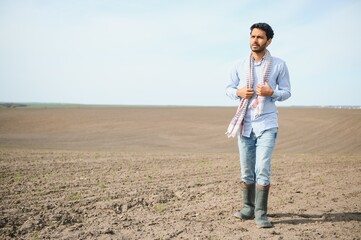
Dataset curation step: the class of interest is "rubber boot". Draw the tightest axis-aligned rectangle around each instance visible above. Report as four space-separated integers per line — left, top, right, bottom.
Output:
255 184 272 228
234 182 255 220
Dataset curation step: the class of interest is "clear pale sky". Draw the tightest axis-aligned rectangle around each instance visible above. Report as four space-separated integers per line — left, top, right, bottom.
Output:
1 0 360 106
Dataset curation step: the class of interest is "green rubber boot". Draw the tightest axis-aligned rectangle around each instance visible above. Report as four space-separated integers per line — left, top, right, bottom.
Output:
234 182 255 220
255 184 272 228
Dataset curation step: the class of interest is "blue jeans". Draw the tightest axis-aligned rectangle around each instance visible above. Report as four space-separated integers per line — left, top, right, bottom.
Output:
237 127 278 186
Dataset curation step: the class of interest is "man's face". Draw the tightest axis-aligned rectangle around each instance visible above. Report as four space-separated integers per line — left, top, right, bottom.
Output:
250 28 272 53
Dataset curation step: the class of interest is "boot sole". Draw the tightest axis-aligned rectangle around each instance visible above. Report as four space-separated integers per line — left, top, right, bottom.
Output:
233 212 254 220
255 221 273 228
256 224 273 228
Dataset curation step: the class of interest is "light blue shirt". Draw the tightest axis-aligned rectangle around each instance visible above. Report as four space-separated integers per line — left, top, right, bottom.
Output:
226 55 291 137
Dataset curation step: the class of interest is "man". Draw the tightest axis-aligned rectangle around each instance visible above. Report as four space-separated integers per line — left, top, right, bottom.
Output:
225 23 291 228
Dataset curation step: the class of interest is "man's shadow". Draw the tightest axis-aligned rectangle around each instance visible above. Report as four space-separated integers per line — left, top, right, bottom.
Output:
269 212 361 225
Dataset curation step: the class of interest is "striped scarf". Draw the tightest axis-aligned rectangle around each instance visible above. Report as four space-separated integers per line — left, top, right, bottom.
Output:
226 50 273 138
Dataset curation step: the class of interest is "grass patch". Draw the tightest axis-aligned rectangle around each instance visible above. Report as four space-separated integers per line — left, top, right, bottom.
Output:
147 175 153 183
154 203 167 213
14 173 21 182
32 230 40 240
99 180 107 189
70 193 82 201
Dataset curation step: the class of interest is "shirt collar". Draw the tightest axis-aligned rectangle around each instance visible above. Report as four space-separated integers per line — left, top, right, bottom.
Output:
252 57 264 66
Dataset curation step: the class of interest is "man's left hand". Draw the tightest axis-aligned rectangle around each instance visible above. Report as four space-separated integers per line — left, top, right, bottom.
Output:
256 82 274 96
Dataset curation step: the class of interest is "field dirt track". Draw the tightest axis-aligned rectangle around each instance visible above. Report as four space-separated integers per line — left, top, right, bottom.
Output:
0 107 360 239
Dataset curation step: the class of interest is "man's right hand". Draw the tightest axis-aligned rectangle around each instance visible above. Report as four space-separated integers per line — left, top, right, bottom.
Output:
237 87 254 99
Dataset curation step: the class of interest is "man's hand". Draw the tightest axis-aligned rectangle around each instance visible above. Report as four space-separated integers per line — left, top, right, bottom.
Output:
237 87 254 99
256 82 274 96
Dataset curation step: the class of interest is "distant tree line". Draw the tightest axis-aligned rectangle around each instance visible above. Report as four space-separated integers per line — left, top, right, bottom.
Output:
0 103 28 108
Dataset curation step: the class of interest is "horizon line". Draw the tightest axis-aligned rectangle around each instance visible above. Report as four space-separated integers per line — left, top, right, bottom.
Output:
0 102 360 109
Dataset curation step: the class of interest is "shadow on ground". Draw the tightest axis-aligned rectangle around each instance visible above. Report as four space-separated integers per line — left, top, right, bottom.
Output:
270 212 361 225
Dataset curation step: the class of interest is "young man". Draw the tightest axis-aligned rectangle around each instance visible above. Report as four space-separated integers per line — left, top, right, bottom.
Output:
225 23 291 228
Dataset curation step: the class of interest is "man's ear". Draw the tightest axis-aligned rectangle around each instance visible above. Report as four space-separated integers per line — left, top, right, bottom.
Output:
266 38 272 47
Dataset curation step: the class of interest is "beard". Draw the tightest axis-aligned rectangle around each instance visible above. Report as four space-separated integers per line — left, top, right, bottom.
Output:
250 43 267 53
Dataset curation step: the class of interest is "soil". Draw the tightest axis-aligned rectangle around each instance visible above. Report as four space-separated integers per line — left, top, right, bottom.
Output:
0 107 360 239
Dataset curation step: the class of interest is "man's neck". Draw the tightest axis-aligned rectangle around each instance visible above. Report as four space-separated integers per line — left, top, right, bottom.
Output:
252 51 266 63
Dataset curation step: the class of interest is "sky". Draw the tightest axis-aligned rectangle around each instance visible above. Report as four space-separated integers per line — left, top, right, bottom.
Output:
0 0 360 107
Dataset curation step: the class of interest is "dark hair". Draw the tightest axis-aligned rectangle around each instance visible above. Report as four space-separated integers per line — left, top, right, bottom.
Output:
250 23 274 39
